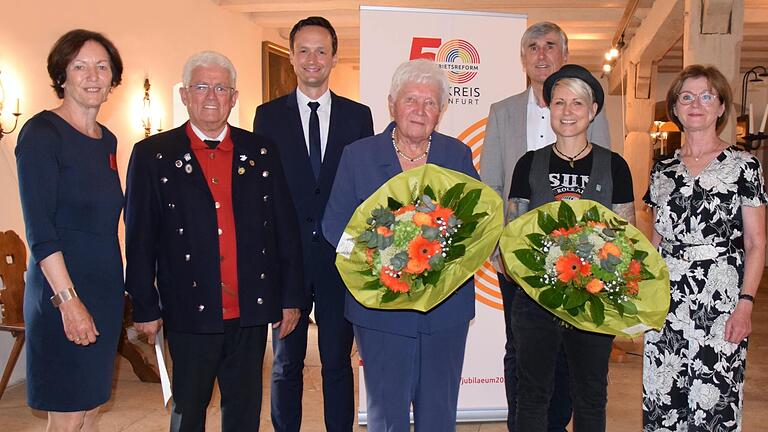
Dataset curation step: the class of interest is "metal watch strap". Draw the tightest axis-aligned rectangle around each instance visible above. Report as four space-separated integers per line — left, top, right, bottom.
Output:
50 287 78 308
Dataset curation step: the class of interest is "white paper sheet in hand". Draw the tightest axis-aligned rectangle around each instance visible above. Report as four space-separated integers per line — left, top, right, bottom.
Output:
154 331 173 406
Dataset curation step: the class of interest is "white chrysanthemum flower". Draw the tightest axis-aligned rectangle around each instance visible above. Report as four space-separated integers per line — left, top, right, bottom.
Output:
689 379 721 411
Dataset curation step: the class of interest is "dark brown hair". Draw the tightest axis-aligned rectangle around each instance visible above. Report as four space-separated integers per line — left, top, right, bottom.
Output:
289 16 338 56
666 64 732 132
47 29 123 99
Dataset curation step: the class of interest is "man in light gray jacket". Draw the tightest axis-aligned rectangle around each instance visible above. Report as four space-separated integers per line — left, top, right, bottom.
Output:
479 21 610 432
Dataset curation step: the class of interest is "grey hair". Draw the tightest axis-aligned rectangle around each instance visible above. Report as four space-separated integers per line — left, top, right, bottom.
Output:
520 21 569 57
182 51 237 88
388 59 450 111
550 78 596 117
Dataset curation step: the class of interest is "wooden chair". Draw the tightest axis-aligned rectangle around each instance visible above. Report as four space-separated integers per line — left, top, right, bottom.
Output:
0 230 26 399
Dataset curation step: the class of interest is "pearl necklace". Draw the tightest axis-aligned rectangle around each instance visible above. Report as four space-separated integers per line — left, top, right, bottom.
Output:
553 141 590 168
392 127 430 162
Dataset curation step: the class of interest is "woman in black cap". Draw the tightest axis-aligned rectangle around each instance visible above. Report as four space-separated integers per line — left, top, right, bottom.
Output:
505 64 635 431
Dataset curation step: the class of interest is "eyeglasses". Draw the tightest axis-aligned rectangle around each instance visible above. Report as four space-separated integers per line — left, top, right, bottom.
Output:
187 84 234 96
676 91 718 106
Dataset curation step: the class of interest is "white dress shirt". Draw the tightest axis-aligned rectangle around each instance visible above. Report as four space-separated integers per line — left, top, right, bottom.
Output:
190 123 228 142
526 87 556 151
296 88 332 161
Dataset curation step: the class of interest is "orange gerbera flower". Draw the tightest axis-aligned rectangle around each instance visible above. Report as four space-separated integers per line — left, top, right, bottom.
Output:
586 278 605 294
555 252 591 283
551 226 582 238
376 226 393 236
626 279 639 295
598 242 622 260
379 267 409 293
626 259 642 277
429 205 454 225
408 236 442 270
412 211 436 227
393 204 416 216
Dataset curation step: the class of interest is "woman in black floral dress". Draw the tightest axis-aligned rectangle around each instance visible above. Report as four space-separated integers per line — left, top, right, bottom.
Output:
643 65 767 431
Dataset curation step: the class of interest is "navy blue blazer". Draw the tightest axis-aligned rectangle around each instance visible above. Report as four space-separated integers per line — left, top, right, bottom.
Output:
322 122 478 337
253 91 373 299
124 123 305 334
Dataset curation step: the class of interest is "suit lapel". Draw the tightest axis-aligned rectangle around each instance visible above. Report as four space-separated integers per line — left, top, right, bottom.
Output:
320 92 343 184
378 123 403 179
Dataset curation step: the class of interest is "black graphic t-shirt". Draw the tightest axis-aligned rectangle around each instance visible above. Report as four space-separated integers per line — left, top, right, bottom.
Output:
508 148 634 203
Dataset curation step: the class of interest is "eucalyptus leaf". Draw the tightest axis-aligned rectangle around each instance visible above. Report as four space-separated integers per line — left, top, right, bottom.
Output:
421 225 439 240
389 252 408 270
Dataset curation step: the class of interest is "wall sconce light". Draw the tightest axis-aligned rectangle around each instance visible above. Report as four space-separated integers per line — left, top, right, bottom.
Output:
142 76 152 138
0 70 22 142
650 120 679 160
737 66 768 150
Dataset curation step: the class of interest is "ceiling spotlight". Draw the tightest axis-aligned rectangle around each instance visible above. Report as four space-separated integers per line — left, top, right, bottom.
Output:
609 48 619 58
605 52 612 61
603 64 612 73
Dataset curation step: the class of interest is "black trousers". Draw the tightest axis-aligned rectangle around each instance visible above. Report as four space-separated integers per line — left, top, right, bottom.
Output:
511 293 613 432
167 319 268 432
499 274 572 432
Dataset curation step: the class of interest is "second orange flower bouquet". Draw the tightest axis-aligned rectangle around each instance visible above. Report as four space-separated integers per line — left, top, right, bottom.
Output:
501 200 670 336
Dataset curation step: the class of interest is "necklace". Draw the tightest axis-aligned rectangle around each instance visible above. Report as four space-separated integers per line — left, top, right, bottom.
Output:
553 141 590 168
392 127 430 162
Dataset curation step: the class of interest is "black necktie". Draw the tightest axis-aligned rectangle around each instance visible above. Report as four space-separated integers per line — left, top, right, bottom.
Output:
308 101 321 179
204 139 220 149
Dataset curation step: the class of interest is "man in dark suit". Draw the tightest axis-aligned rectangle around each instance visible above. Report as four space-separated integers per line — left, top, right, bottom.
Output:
253 16 373 432
125 51 305 432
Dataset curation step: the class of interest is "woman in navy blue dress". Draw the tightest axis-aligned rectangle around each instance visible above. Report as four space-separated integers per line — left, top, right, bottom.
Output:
15 29 124 431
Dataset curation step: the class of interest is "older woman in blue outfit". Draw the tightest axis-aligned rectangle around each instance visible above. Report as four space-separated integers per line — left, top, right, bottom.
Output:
16 30 124 431
323 59 477 431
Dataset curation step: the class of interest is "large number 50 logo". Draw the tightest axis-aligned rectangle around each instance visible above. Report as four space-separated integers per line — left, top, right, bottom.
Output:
409 37 481 85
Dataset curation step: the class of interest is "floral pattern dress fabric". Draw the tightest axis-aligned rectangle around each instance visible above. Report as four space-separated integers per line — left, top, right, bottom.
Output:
642 147 768 432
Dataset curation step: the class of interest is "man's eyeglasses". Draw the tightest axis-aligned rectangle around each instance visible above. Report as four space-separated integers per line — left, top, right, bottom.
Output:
677 91 718 106
187 84 234 96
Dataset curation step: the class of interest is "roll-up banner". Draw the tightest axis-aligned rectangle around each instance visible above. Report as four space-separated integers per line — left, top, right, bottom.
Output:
358 5 527 423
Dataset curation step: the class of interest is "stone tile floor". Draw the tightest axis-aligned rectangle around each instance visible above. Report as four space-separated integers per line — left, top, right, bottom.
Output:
1 287 767 431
